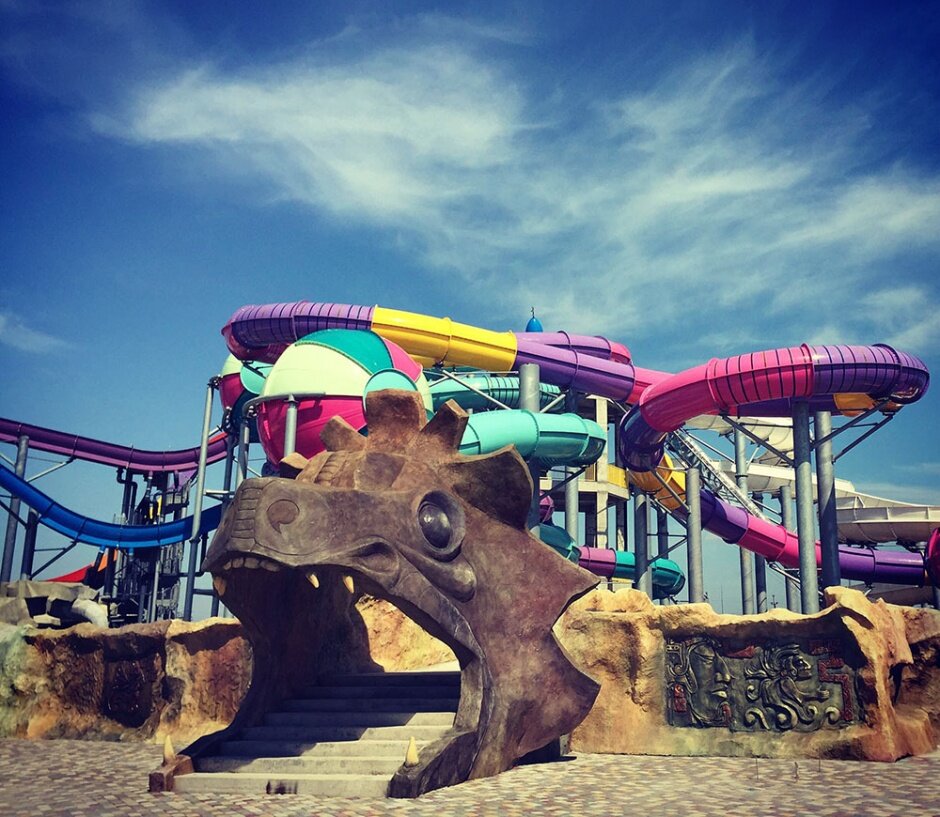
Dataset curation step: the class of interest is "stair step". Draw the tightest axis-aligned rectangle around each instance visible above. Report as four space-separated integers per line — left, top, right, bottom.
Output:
265 711 455 728
195 755 404 775
211 739 421 758
185 672 460 797
281 697 459 712
173 771 391 797
313 671 459 688
233 724 450 744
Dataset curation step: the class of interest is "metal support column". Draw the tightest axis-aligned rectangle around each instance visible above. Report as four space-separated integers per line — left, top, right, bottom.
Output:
593 397 609 549
814 410 841 592
686 467 704 603
656 507 670 604
564 391 580 542
779 484 799 612
18 510 38 580
793 400 820 614
657 508 670 559
148 553 160 623
752 492 768 613
236 418 251 488
734 429 756 614
519 364 542 533
1 435 29 583
184 381 216 620
634 491 651 595
222 437 235 498
283 397 299 458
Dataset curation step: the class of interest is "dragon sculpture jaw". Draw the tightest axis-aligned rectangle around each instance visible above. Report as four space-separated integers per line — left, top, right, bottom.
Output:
202 390 599 797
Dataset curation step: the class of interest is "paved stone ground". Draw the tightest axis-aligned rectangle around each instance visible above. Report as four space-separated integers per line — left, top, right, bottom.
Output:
1 739 938 817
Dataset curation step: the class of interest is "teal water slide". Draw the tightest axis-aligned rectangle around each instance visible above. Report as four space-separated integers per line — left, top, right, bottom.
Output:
435 373 685 597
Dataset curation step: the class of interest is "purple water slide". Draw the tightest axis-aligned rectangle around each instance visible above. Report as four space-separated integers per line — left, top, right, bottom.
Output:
621 344 932 586
223 302 375 362
0 418 230 473
513 331 631 363
223 301 641 401
513 337 636 401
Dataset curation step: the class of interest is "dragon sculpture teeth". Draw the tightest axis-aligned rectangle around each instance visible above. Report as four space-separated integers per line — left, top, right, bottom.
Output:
198 389 600 797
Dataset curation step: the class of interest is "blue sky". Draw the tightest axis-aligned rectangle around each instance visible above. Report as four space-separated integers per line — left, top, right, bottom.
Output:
1 1 939 613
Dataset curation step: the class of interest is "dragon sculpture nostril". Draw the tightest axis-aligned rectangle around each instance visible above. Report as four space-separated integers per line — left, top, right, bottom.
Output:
266 498 299 533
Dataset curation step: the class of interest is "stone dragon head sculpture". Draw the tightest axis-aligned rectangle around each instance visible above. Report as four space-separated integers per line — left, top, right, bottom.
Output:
202 390 599 796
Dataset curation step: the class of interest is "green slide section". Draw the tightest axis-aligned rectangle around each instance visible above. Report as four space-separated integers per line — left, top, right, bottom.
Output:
461 410 606 468
430 374 561 412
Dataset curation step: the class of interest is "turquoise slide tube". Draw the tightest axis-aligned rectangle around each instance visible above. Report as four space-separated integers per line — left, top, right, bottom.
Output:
460 410 606 467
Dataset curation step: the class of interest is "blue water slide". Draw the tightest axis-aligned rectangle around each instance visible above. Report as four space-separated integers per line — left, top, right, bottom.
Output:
0 462 222 550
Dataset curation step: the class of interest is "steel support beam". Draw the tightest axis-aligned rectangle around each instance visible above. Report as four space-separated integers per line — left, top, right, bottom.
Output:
519 364 542 533
18 510 38 580
656 507 670 604
734 429 756 614
236 419 251 488
184 381 216 620
686 467 704 603
634 491 651 595
283 397 299 457
793 401 820 614
779 483 800 613
814 410 841 591
752 492 768 613
1 435 29 583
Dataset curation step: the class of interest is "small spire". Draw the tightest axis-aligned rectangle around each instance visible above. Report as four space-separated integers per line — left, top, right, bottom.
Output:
525 307 544 333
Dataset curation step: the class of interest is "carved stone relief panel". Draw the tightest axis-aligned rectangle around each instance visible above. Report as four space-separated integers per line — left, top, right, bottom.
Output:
665 637 861 732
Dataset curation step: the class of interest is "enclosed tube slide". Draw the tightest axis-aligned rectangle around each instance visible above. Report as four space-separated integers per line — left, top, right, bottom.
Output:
539 523 684 598
619 345 932 586
0 418 230 473
0 462 222 549
462 411 606 468
428 374 561 412
222 302 641 401
223 302 934 587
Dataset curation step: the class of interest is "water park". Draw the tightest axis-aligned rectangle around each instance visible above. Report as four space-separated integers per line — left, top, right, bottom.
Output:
1 300 939 800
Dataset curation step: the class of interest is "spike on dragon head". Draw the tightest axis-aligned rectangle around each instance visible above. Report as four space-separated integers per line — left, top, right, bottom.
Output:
202 390 599 797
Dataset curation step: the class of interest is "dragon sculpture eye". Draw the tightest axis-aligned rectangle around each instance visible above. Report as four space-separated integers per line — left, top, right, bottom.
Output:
416 491 464 560
419 501 453 549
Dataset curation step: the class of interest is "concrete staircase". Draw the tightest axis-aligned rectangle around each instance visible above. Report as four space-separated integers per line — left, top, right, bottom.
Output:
174 670 459 797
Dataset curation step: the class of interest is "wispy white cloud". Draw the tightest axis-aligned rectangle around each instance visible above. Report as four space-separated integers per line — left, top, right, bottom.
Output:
14 13 940 361
0 310 69 353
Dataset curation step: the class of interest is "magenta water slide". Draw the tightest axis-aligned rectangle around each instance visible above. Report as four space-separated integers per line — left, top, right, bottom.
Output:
0 418 230 473
619 344 933 585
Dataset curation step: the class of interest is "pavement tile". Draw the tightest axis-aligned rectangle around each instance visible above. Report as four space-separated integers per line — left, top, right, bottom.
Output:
1 739 939 817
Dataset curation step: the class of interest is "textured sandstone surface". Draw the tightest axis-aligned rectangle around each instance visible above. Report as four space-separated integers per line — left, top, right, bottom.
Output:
1 585 937 764
0 618 250 745
356 595 456 670
555 586 940 760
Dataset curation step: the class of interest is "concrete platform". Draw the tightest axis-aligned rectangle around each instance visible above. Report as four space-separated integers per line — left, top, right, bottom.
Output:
2 737 939 817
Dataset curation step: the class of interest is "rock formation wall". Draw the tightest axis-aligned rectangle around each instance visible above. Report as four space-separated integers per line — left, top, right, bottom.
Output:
1 586 937 763
0 619 250 745
356 595 456 670
555 587 940 760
